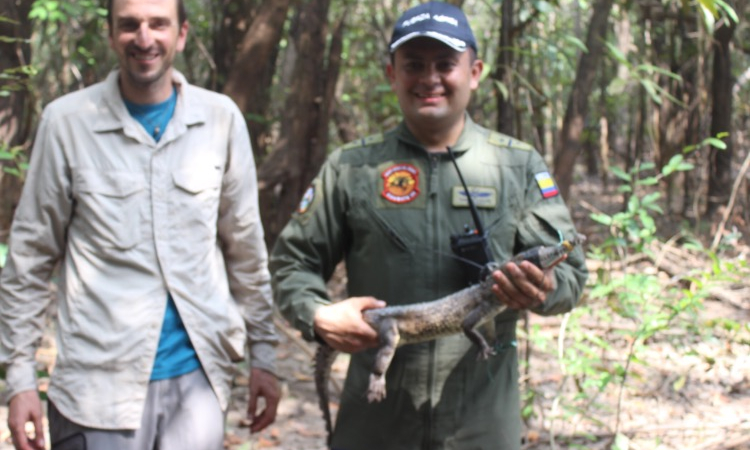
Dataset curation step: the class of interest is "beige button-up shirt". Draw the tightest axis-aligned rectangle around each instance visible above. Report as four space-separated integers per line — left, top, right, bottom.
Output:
0 70 278 429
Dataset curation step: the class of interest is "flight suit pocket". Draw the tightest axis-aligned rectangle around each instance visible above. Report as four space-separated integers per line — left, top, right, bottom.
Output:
75 170 146 250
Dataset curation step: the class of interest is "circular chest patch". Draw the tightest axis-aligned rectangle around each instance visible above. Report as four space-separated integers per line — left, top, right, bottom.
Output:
381 163 420 204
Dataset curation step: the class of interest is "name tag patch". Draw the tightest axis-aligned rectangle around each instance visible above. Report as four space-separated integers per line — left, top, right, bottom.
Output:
535 171 559 199
451 186 497 208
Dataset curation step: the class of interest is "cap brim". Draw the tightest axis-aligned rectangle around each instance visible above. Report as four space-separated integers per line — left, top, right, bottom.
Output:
389 31 468 53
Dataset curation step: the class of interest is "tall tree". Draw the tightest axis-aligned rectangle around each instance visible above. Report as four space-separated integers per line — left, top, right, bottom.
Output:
256 0 345 247
706 17 736 216
221 0 292 160
552 0 614 200
494 0 515 135
0 0 33 232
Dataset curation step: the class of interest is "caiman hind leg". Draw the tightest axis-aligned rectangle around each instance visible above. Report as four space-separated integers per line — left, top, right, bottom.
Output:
461 306 496 360
367 317 400 402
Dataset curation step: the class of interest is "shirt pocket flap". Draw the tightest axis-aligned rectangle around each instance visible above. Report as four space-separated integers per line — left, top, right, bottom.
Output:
76 170 145 197
172 169 223 194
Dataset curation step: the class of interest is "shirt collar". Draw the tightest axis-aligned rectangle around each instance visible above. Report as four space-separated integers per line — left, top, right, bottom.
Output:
93 69 206 136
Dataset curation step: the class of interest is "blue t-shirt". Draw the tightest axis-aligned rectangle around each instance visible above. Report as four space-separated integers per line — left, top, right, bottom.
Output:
151 294 201 380
124 89 201 380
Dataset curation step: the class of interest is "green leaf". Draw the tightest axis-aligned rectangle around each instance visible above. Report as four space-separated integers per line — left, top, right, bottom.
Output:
611 166 631 182
698 0 719 18
605 42 629 66
590 213 613 226
642 192 661 205
639 161 656 171
672 374 687 391
704 137 727 150
662 154 684 176
676 162 695 171
700 1 717 32
565 35 588 53
640 79 661 104
636 176 659 186
493 80 509 101
715 0 739 22
627 195 640 213
635 64 682 82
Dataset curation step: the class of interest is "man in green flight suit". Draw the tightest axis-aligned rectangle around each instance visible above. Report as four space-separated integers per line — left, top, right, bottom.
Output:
270 2 588 449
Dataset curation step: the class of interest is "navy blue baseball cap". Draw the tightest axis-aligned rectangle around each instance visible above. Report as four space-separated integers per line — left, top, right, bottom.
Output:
389 2 477 53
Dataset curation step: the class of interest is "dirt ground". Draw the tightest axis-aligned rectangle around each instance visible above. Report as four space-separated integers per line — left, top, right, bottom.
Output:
1 179 749 450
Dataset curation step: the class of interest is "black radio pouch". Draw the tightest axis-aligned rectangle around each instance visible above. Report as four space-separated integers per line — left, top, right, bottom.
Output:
451 229 494 284
447 146 495 285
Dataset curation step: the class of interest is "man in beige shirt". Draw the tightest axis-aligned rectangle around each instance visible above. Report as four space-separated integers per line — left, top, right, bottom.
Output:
0 0 279 449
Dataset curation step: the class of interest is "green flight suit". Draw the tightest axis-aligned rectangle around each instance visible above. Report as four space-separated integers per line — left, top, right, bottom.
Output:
270 116 588 450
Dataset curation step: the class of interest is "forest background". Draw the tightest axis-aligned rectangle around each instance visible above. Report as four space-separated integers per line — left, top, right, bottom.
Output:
0 0 748 449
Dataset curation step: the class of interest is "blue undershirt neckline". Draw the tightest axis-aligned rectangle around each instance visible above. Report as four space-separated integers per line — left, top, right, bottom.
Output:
123 87 177 142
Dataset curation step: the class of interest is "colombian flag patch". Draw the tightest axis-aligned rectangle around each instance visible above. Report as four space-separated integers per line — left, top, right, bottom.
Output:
535 171 559 199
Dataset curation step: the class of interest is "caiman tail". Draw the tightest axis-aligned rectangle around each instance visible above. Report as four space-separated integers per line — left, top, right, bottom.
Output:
314 344 338 447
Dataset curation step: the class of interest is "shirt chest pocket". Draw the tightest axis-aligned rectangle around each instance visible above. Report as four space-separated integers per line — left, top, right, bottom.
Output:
171 168 223 239
74 170 146 250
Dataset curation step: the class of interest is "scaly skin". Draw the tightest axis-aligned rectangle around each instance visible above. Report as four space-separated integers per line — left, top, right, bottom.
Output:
316 234 586 446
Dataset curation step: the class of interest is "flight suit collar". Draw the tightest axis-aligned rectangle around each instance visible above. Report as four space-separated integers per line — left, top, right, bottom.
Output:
396 112 480 158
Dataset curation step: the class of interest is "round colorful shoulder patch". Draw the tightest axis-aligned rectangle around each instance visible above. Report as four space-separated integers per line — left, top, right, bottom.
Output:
381 163 420 204
297 184 316 214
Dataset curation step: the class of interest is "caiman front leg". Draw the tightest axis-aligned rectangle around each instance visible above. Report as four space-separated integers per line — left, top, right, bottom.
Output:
367 318 400 403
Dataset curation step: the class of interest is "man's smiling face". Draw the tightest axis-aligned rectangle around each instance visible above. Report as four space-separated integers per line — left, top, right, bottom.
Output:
387 37 482 136
108 0 188 102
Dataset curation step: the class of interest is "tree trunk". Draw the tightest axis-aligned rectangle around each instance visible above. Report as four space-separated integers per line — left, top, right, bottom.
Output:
552 0 614 200
221 0 292 160
257 0 342 249
0 0 33 233
213 0 259 91
706 19 736 216
494 0 514 135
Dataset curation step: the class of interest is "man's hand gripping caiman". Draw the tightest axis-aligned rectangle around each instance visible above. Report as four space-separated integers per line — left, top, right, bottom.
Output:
314 234 586 445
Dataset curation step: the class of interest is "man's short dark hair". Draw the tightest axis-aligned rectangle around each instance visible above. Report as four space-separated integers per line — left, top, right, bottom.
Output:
107 0 187 32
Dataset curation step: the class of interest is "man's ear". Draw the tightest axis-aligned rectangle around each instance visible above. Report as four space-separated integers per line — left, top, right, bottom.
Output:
176 20 190 52
385 62 396 85
470 58 484 90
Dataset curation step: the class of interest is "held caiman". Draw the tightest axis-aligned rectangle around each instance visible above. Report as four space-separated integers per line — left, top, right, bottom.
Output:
314 234 586 446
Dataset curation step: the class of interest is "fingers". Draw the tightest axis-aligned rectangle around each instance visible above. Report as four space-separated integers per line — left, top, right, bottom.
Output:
247 368 281 434
354 296 387 311
8 391 45 450
313 297 385 353
491 261 554 310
